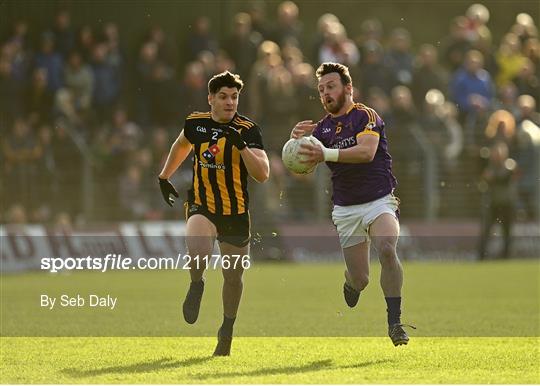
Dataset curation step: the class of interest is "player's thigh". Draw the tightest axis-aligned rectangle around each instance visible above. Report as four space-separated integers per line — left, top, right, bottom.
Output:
342 241 370 278
369 213 399 257
219 241 248 282
186 214 217 256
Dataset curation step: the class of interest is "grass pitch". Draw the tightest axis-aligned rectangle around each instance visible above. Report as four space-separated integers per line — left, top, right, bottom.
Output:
1 260 539 383
2 337 538 383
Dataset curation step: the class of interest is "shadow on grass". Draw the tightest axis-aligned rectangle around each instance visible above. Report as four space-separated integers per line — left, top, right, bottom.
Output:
192 358 393 380
61 356 212 377
337 359 393 369
192 359 334 380
62 355 393 380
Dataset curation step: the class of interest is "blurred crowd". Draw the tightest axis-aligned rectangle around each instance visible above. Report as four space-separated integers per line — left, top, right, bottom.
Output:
1 2 539 227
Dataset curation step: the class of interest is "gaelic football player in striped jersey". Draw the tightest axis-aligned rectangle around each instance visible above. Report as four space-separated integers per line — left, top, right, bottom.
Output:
159 71 269 355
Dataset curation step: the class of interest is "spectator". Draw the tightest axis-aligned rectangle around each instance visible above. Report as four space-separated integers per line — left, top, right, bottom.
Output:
522 37 539 71
146 24 177 68
511 13 537 45
91 42 121 123
76 25 95 62
318 22 360 68
495 33 526 87
52 8 75 58
214 50 235 74
449 49 494 124
310 13 340 64
478 141 517 260
5 204 28 225
464 3 490 43
7 20 31 52
366 87 393 125
471 25 499 77
223 12 262 80
102 22 125 71
421 89 463 168
147 62 180 126
442 16 472 71
249 41 296 150
514 95 540 219
134 40 159 125
2 119 42 213
359 40 395 97
391 85 418 127
494 82 519 116
270 1 303 48
25 68 54 126
118 164 149 220
247 0 271 40
197 50 217 79
5 25 33 101
0 52 22 127
356 18 384 54
512 58 539 104
34 33 64 93
177 61 208 119
517 94 540 126
483 109 516 151
411 44 448 109
56 50 94 127
384 28 414 86
291 62 322 120
185 16 218 60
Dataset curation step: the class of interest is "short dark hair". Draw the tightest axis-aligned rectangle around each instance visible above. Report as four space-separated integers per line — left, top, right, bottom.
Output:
315 62 352 85
208 71 244 94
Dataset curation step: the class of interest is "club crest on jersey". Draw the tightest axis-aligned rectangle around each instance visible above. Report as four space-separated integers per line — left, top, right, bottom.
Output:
336 122 343 134
202 144 220 162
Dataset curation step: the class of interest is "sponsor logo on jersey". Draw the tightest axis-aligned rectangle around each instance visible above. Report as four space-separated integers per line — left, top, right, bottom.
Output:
198 161 226 170
330 136 357 149
202 144 220 162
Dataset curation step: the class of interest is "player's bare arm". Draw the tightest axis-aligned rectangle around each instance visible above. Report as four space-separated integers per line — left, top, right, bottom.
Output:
158 130 192 179
239 147 269 183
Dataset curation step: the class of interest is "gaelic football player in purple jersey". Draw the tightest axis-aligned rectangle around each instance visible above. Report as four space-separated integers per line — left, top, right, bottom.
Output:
290 62 414 346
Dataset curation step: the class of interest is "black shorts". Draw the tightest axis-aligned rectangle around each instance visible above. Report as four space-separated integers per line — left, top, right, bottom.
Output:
184 202 251 248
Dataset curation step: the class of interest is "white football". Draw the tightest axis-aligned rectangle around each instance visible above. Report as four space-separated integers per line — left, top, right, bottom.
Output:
281 136 320 174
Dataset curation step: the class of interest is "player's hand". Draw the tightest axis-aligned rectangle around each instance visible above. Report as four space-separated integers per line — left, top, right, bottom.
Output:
298 143 324 163
158 177 179 207
291 120 317 139
221 125 247 150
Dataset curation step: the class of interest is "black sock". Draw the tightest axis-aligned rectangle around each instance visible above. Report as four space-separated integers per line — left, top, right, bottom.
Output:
220 315 236 337
385 297 401 325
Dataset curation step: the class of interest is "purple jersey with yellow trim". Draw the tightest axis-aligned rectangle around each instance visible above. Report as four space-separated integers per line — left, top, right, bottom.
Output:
312 103 397 206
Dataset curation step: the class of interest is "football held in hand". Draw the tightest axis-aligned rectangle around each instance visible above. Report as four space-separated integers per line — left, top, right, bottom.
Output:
281 136 320 174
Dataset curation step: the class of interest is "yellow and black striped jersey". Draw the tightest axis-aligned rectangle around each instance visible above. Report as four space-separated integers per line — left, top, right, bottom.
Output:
183 112 264 215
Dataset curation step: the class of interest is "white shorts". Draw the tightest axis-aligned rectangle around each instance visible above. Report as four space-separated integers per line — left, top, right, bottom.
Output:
332 194 400 249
